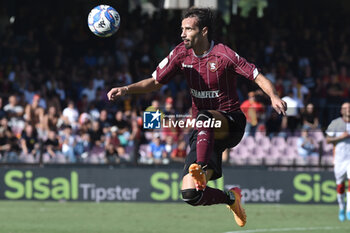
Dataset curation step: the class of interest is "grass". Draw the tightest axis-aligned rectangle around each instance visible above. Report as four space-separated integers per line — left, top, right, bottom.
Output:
0 201 349 233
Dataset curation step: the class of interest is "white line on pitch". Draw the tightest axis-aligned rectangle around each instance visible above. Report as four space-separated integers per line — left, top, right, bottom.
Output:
224 226 348 233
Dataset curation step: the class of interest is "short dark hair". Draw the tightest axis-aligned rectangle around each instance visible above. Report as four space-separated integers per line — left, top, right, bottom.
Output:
183 7 214 41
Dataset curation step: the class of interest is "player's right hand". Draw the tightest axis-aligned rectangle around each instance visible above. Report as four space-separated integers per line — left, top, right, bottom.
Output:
107 87 128 101
271 96 287 115
341 131 350 139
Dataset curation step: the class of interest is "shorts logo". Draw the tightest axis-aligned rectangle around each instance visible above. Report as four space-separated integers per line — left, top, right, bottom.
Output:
207 61 218 72
143 110 161 129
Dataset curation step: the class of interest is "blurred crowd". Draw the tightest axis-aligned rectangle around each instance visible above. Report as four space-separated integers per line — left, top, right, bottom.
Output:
0 0 349 165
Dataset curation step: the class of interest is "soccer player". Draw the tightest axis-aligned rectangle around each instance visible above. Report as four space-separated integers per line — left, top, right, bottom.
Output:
107 8 287 227
326 102 350 221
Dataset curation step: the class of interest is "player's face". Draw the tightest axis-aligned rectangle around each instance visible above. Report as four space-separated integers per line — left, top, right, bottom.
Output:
181 17 202 49
341 103 350 118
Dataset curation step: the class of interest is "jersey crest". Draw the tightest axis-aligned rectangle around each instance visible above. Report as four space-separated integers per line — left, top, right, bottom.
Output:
207 61 219 72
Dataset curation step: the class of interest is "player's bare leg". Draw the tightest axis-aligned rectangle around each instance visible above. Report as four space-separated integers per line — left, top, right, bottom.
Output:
182 168 213 190
190 110 229 190
189 163 207 190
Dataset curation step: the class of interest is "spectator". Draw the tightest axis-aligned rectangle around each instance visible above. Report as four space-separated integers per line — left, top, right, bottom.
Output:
338 66 350 100
43 129 63 163
297 128 319 159
302 66 316 93
19 124 39 163
171 139 187 163
290 77 310 105
43 106 61 132
0 97 6 120
282 90 304 135
301 103 319 130
164 136 175 158
4 95 24 120
0 127 14 162
80 80 96 103
60 125 76 163
163 97 176 115
240 91 264 136
128 113 143 163
88 121 105 163
265 111 283 138
62 100 79 128
327 73 344 121
24 94 44 127
0 117 20 162
76 94 89 113
98 109 111 130
74 132 91 162
113 110 129 132
93 70 105 90
89 120 103 147
105 126 124 161
148 133 167 164
115 65 133 86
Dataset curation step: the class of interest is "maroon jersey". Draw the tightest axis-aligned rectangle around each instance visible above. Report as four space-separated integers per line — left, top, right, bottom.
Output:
152 41 258 117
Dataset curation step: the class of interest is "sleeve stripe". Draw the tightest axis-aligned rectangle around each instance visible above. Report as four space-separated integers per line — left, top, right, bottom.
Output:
152 70 157 80
156 51 184 80
217 52 250 77
253 68 259 79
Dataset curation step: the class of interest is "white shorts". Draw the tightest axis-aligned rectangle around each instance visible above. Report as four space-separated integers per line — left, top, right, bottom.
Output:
334 160 350 185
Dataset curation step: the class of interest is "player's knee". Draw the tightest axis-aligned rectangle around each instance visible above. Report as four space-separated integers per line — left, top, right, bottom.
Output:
337 183 345 194
181 189 203 206
196 110 213 122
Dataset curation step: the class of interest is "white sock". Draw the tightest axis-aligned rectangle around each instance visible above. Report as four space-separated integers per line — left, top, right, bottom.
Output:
337 193 345 210
347 192 350 212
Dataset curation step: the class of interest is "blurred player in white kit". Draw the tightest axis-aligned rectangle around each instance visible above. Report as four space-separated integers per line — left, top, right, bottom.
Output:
326 102 350 221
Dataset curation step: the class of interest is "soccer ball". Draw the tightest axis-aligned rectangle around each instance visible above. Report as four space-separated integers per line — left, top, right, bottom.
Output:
88 5 120 37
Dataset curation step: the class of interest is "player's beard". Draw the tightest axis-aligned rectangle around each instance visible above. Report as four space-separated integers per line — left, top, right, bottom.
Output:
184 41 192 49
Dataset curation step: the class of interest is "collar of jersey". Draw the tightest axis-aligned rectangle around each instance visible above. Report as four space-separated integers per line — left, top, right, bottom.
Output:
192 40 214 58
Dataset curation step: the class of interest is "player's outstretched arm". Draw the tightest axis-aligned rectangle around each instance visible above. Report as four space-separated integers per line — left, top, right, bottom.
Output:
326 133 350 144
107 77 163 101
254 73 287 115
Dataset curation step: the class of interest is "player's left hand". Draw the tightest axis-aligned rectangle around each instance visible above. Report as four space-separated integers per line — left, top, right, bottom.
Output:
271 96 287 115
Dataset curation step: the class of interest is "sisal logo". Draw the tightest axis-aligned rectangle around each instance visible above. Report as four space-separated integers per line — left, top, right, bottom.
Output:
3 170 78 200
293 173 337 203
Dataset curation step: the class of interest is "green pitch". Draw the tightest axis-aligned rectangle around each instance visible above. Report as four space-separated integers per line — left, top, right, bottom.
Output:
0 201 349 233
